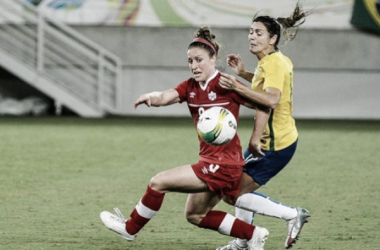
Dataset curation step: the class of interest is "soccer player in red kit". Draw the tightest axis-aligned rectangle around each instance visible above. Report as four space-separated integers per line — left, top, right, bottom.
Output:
100 27 269 250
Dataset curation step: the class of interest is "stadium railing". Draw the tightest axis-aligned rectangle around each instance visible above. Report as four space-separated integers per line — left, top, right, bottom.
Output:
0 0 123 117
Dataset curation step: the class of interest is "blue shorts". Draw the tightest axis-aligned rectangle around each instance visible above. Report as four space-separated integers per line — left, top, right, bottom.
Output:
243 139 298 186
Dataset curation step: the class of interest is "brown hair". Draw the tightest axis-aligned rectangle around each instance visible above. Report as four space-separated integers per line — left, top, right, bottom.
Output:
188 26 220 57
253 2 312 48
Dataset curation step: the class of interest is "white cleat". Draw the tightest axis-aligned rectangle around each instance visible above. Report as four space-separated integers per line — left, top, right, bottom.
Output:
247 226 269 250
100 207 136 241
285 207 310 249
216 239 248 250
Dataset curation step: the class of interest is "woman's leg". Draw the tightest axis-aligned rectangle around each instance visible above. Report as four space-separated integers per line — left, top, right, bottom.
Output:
101 164 269 249
126 164 208 235
185 192 265 242
101 164 211 238
231 172 297 220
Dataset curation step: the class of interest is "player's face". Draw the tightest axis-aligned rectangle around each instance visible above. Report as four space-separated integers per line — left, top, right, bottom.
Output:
187 47 216 84
248 22 277 59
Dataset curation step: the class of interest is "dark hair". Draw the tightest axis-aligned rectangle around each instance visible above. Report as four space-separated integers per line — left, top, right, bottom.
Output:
188 26 220 57
253 2 312 48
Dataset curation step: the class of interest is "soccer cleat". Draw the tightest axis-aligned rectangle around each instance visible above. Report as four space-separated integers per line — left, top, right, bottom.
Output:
247 226 269 250
100 207 136 241
216 239 248 250
285 207 310 249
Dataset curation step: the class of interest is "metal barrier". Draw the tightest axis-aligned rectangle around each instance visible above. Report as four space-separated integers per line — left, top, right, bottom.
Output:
0 0 122 116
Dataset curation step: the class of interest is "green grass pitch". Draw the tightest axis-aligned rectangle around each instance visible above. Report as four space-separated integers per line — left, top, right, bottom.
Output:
0 117 379 250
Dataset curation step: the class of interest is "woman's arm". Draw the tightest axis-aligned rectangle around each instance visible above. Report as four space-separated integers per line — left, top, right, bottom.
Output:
248 106 271 157
133 89 180 109
219 72 280 109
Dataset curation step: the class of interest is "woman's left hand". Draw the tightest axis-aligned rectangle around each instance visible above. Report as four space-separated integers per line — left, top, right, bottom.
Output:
219 72 238 90
248 141 265 158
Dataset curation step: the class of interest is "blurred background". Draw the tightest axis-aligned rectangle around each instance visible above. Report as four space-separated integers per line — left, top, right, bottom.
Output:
0 0 379 119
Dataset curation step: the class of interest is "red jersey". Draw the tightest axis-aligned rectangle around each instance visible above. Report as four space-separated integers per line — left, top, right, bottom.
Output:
175 71 247 166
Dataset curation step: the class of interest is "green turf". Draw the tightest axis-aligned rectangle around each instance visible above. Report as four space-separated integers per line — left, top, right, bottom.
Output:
0 117 379 250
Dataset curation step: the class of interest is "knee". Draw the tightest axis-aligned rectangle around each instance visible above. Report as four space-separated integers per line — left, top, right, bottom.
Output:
185 211 204 226
148 173 164 191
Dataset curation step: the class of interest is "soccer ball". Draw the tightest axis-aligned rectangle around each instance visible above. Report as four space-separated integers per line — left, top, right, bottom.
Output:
197 107 237 146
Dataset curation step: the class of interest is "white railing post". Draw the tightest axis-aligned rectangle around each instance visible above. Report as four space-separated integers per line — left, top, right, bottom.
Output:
37 12 45 73
116 59 123 113
98 50 105 109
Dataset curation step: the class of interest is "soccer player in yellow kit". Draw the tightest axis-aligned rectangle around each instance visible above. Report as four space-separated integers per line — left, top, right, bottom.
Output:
218 3 312 250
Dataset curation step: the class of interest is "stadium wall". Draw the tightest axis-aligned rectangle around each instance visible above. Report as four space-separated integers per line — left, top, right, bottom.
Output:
1 26 379 119
73 26 380 120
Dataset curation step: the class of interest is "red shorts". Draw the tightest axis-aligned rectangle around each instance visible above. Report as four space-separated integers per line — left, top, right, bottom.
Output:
191 161 243 199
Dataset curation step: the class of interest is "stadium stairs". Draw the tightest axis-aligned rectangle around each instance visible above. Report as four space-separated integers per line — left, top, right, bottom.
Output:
0 0 123 117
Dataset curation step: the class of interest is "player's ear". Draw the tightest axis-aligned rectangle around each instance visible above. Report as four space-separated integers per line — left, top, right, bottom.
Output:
210 54 217 65
269 34 278 46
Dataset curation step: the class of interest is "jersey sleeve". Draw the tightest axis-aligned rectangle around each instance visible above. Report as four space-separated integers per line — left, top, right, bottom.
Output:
174 80 188 103
262 60 286 92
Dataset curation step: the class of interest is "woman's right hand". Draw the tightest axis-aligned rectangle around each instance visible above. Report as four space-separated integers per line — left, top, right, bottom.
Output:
227 54 245 76
133 94 151 109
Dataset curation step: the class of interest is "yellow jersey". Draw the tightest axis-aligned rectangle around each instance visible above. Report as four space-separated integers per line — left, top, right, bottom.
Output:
251 51 298 151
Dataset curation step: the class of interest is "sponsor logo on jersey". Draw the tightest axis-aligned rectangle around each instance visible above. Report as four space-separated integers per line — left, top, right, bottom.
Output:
190 92 196 98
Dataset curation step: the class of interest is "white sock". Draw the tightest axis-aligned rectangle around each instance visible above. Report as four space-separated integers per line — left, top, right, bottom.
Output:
234 207 253 247
235 192 297 220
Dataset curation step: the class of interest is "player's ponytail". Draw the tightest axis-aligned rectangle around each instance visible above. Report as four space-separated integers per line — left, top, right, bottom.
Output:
276 2 312 46
253 2 312 49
